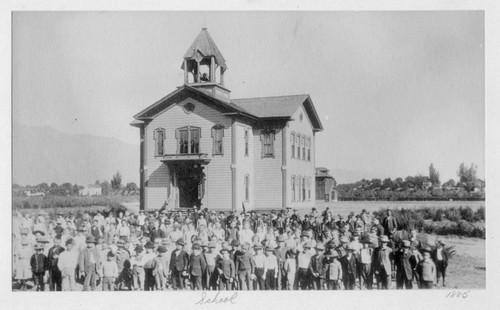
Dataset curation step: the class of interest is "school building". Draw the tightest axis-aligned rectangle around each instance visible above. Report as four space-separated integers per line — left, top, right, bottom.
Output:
131 28 323 211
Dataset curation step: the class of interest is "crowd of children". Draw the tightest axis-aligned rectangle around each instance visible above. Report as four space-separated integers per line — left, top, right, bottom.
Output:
12 206 449 291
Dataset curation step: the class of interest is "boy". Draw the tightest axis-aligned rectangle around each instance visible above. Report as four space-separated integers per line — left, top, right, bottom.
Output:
234 243 255 290
31 243 48 291
264 246 278 290
326 250 342 290
253 244 266 290
47 237 65 291
309 242 326 290
395 240 413 289
78 236 102 291
217 248 235 290
432 240 448 287
372 235 393 290
152 245 168 290
189 243 207 290
101 251 118 291
143 241 157 291
131 245 145 290
358 237 373 290
417 247 436 289
296 241 313 290
341 244 358 290
169 238 189 290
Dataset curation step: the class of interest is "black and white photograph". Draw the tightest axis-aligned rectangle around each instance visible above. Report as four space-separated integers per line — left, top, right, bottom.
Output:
2 1 500 310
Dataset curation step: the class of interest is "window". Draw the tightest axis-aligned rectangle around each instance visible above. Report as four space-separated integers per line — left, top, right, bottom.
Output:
176 126 201 154
244 174 250 201
307 177 312 200
296 134 301 160
291 177 296 202
302 136 306 161
261 130 275 157
298 176 302 202
291 132 295 158
154 128 165 156
302 177 306 202
307 137 311 162
212 125 224 155
244 129 249 157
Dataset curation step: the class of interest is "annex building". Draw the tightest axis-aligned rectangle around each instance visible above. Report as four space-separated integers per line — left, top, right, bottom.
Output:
131 28 323 211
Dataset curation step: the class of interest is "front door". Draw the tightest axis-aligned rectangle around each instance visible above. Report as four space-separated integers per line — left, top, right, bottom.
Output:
176 162 205 208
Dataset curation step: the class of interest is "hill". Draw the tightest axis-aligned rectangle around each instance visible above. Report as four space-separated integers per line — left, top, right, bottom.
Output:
13 123 139 186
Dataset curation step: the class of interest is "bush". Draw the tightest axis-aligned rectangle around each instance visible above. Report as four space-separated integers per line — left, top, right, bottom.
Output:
459 206 474 222
474 206 485 221
444 207 462 222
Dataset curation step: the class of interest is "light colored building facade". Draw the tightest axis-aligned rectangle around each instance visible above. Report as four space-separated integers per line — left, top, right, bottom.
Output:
131 28 323 211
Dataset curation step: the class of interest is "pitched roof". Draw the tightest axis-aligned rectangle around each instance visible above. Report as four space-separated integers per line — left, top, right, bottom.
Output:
232 95 323 131
183 28 227 69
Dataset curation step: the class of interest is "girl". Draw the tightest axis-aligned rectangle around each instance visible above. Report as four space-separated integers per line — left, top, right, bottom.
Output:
283 248 297 290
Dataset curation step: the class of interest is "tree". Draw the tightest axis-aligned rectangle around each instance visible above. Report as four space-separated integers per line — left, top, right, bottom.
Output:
50 182 58 188
111 171 122 190
101 180 111 195
442 179 456 188
125 182 139 192
457 163 478 192
429 163 440 186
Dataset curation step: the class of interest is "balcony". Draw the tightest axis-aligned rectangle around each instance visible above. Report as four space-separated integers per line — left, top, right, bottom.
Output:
160 153 211 165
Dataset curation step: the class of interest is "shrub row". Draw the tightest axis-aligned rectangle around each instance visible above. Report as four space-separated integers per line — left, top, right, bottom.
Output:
373 206 485 238
12 195 137 210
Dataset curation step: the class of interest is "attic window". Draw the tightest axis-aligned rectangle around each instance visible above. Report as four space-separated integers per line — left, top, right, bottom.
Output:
183 102 195 113
299 113 304 122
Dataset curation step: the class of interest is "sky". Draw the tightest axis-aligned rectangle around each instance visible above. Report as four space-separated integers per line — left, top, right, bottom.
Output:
12 11 485 183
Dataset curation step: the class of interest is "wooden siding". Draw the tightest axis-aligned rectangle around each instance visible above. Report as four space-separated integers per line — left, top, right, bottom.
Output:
144 96 233 210
287 105 316 209
253 127 283 209
235 122 254 211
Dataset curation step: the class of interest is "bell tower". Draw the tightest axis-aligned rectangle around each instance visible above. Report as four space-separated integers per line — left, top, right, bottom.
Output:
181 28 230 102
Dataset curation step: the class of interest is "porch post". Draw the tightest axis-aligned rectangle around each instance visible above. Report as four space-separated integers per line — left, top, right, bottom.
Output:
282 124 288 209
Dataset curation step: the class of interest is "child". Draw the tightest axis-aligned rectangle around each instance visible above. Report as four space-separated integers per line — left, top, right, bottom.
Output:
283 248 297 290
326 251 342 290
189 244 207 290
143 241 157 291
101 252 119 291
417 248 436 289
253 244 266 290
264 246 278 290
152 245 168 290
341 244 358 290
131 245 145 290
217 248 235 290
433 240 448 287
204 241 218 290
30 243 48 291
169 238 189 290
358 238 373 290
309 242 326 290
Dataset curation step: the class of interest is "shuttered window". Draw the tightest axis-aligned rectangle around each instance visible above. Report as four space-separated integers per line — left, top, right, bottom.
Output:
245 174 250 201
307 137 311 162
291 132 295 159
302 177 306 202
212 125 224 155
302 136 306 161
154 128 165 156
244 129 249 157
291 176 296 202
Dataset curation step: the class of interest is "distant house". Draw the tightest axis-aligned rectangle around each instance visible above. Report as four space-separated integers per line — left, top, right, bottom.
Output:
24 190 45 197
79 185 102 196
315 167 337 202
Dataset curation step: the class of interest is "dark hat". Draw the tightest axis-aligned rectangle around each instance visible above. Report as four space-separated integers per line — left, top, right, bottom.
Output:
135 245 144 253
176 238 186 246
353 232 360 237
327 250 339 258
301 232 310 238
360 237 372 244
65 238 75 246
192 244 201 250
85 236 96 244
421 246 432 253
231 239 240 247
303 242 312 249
157 245 167 253
107 251 115 257
34 243 45 250
220 248 229 254
437 240 445 246
253 244 263 250
402 240 411 248
77 226 87 232
144 241 155 249
265 246 274 252
33 230 45 236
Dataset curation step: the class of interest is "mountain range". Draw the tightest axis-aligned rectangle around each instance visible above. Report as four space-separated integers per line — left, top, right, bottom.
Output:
13 123 139 186
12 123 388 187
